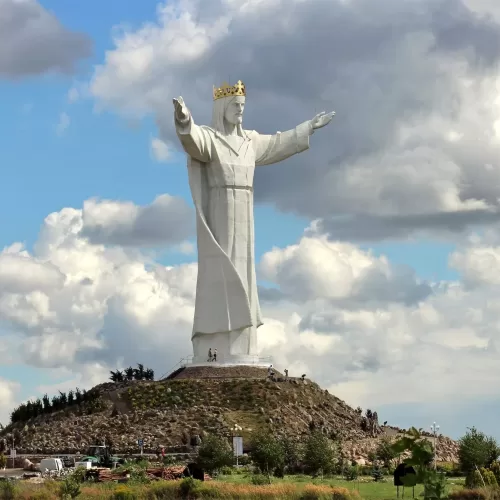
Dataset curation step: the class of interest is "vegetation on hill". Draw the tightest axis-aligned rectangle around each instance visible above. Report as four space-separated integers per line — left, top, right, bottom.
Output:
9 387 103 424
8 363 154 426
109 363 155 382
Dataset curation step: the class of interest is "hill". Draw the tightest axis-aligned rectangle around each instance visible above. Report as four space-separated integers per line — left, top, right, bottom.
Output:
0 366 459 463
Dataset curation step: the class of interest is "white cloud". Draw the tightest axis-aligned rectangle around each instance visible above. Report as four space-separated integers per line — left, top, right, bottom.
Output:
150 137 172 162
2 196 500 433
56 112 70 135
0 379 20 427
67 87 79 103
88 0 500 240
0 0 91 79
80 195 193 246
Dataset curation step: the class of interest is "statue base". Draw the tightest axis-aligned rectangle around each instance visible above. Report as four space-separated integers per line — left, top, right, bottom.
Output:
189 354 271 367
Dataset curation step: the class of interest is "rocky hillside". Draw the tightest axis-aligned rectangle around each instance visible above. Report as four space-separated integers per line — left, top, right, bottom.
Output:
0 367 459 463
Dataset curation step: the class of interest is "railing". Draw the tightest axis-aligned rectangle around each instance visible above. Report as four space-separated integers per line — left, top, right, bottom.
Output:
160 354 273 380
159 355 193 380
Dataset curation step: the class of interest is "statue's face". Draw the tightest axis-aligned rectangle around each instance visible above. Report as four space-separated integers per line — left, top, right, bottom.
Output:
224 96 245 125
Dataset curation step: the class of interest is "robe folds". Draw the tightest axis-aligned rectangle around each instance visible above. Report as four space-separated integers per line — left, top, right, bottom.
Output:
176 116 312 361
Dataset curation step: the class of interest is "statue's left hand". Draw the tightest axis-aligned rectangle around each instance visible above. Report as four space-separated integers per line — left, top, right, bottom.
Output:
310 111 335 130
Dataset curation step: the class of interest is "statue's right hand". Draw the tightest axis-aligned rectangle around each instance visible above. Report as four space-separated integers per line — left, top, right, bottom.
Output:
173 96 189 122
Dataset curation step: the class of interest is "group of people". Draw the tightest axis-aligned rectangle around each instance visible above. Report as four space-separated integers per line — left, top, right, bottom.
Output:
207 348 218 362
267 365 306 382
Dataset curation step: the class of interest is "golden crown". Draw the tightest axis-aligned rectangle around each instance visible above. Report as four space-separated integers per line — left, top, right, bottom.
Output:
213 80 246 101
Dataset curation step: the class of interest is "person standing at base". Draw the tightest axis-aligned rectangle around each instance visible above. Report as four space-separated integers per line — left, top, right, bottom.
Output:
207 348 212 362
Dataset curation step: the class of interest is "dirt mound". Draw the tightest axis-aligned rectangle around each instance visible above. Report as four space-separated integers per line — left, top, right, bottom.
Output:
0 370 459 463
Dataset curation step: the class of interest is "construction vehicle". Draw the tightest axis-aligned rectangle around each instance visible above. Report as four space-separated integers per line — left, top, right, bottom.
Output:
80 445 125 468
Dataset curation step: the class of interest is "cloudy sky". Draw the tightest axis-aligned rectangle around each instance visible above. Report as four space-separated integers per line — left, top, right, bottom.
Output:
2 0 500 441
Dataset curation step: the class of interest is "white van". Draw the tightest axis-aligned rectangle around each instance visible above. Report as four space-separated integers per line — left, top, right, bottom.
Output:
39 458 63 473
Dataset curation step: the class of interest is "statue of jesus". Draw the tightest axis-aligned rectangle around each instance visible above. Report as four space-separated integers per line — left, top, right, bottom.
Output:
173 81 334 364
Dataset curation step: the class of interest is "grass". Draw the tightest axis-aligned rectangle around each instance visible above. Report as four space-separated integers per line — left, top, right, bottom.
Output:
216 474 467 499
6 474 467 500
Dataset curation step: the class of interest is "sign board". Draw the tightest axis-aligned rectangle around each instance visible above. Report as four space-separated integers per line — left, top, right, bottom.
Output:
232 436 243 457
10 449 16 458
138 439 143 447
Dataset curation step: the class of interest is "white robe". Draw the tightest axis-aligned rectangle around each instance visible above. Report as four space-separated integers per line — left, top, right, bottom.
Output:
176 116 312 363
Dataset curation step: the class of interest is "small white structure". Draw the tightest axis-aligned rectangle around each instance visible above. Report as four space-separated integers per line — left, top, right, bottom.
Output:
39 458 63 473
74 461 92 470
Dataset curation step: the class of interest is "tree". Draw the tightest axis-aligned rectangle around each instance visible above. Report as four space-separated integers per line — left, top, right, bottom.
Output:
250 431 285 480
124 367 135 381
278 435 302 474
458 427 499 474
303 431 336 477
196 434 233 475
134 363 145 380
375 436 398 467
391 427 446 500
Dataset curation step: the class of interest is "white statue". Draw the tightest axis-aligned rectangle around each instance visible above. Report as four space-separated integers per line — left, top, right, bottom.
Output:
173 81 334 364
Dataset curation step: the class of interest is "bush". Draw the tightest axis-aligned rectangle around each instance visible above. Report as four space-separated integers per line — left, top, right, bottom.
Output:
196 434 233 475
220 465 234 475
344 465 359 481
250 432 284 477
251 474 270 485
375 436 398 467
112 485 137 500
178 477 202 498
303 431 336 476
372 464 384 482
279 435 303 474
466 470 485 489
481 468 498 486
448 488 500 500
59 476 81 498
459 428 500 474
490 462 500 484
437 462 461 477
0 481 16 500
0 455 6 469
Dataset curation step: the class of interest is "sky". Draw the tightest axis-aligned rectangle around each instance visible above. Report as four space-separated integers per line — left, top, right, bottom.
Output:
2 0 500 442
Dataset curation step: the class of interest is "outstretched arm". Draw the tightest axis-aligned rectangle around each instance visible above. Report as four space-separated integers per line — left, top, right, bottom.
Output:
253 111 335 167
253 121 312 167
173 97 212 163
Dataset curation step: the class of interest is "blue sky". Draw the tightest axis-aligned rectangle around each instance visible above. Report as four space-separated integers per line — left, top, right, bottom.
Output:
3 0 500 442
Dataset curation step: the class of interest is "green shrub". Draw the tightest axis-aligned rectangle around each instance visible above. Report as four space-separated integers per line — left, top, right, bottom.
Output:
344 465 359 481
220 465 234 475
490 462 500 484
250 432 285 477
372 464 384 482
178 477 202 498
459 427 499 474
466 470 485 489
448 489 490 500
0 481 16 500
251 473 270 485
0 455 6 469
59 476 81 498
375 436 398 467
196 434 233 475
303 431 336 476
480 468 498 486
112 485 137 500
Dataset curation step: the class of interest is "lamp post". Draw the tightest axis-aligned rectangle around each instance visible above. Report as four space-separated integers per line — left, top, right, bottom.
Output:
430 422 440 470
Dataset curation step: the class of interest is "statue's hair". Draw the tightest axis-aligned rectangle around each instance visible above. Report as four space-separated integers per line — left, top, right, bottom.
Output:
211 95 245 136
